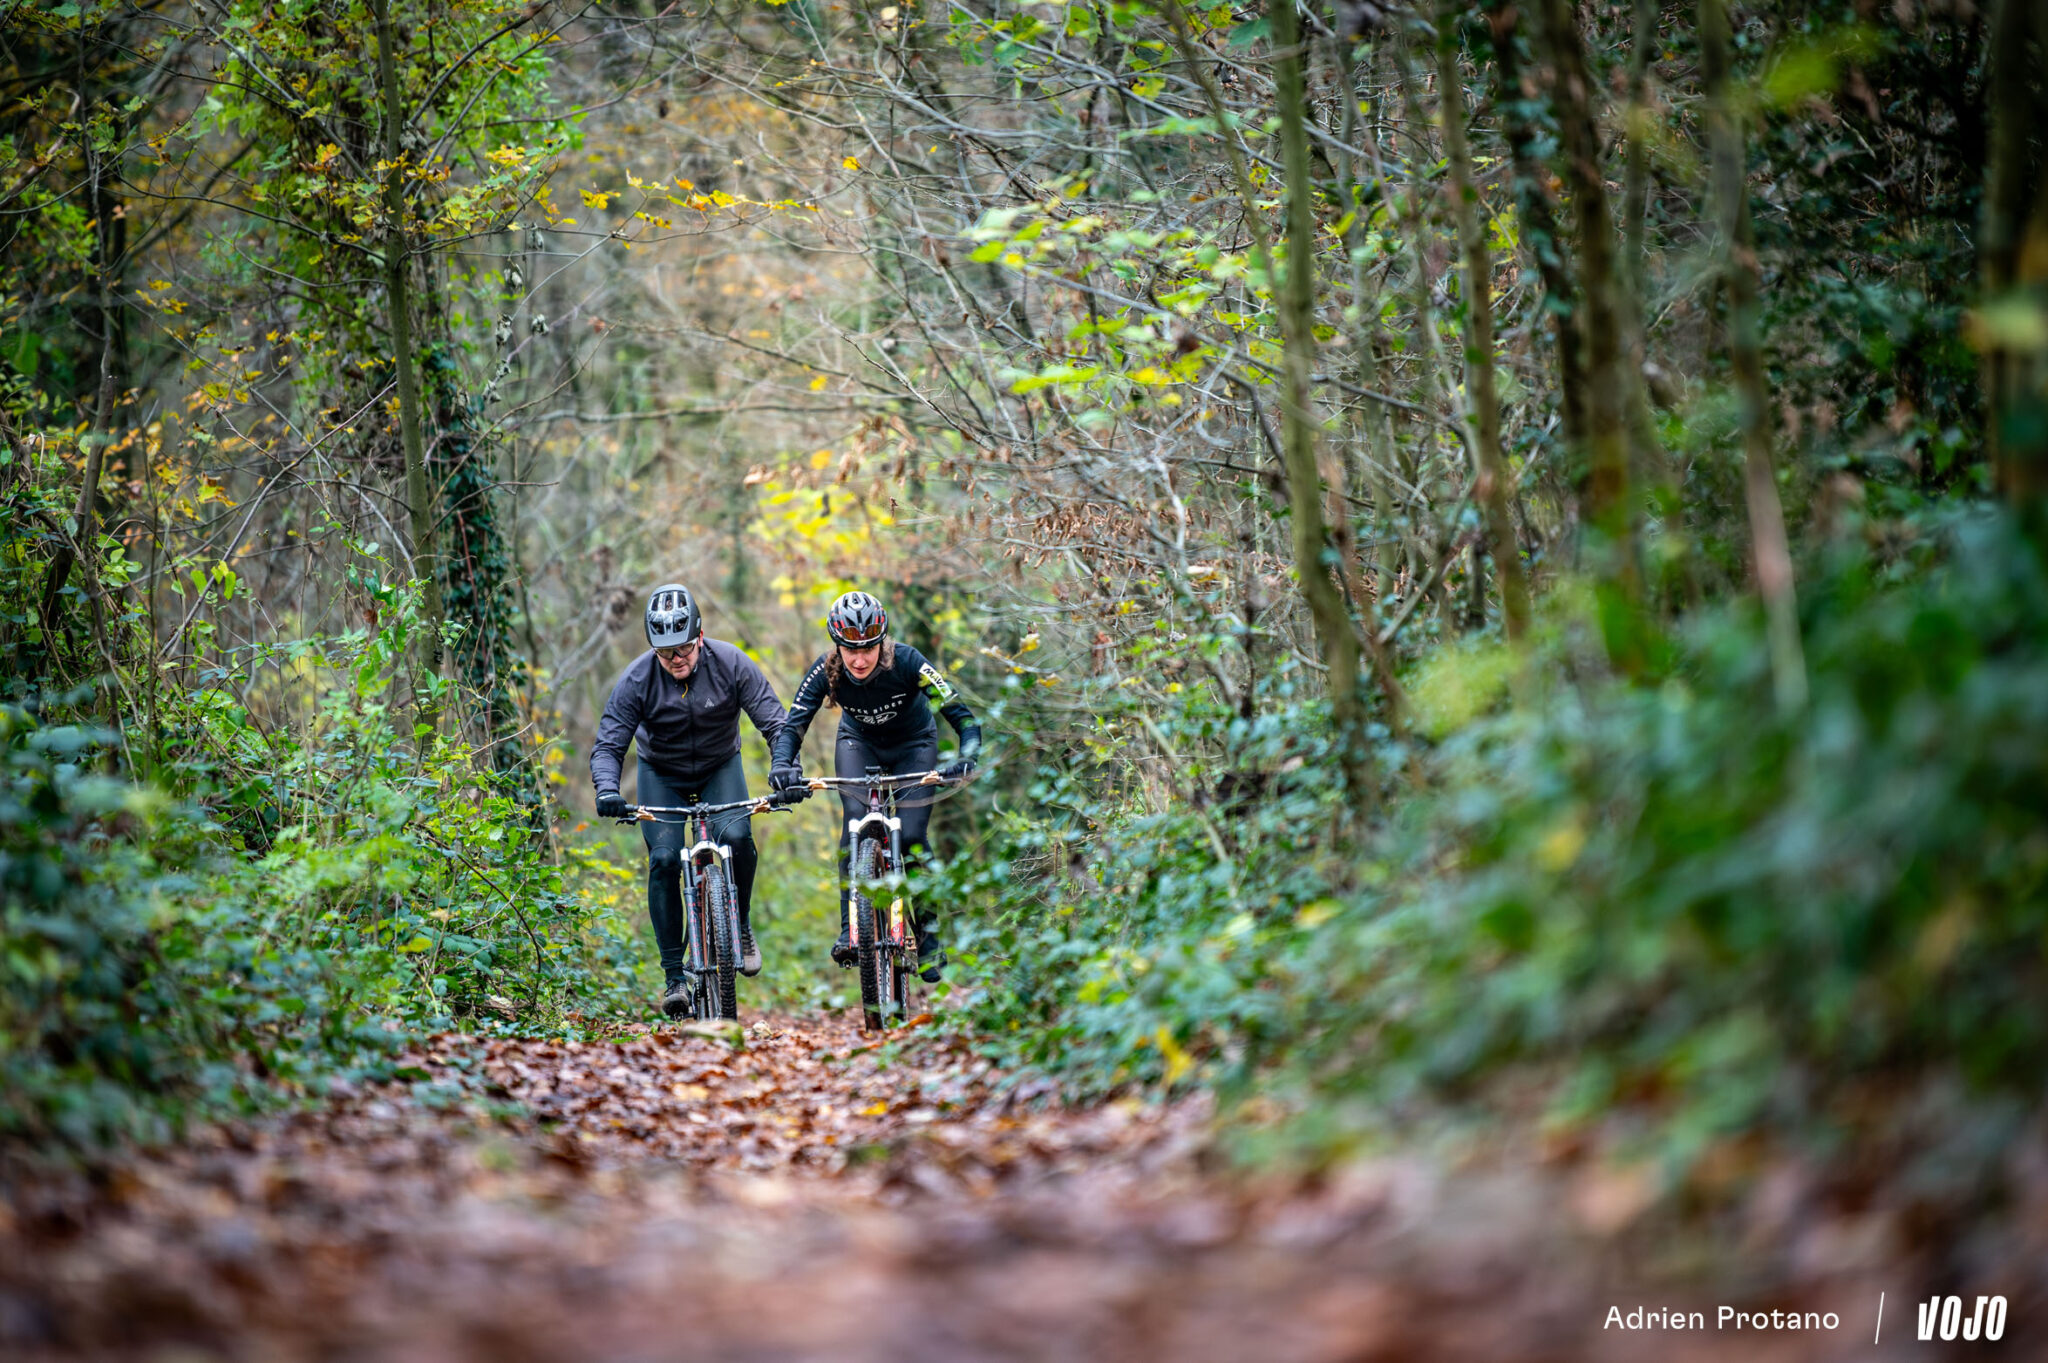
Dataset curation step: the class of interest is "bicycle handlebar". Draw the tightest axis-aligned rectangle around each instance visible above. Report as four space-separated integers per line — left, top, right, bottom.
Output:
620 792 799 823
803 769 958 791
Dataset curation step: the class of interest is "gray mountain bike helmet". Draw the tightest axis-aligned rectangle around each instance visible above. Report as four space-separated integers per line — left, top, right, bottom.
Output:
826 590 888 646
644 583 702 649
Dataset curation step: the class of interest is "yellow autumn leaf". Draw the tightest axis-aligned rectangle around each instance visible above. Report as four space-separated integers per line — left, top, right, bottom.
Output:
580 188 611 210
1154 1025 1192 1085
809 374 828 390
1537 814 1588 872
842 156 860 171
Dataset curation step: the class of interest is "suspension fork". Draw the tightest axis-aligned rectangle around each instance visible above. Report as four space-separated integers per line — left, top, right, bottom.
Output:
847 791 901 949
883 788 910 946
684 810 738 970
678 812 709 975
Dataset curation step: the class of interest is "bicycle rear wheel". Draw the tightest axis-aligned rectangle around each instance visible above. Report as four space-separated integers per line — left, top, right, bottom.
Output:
702 868 740 1021
852 836 888 1031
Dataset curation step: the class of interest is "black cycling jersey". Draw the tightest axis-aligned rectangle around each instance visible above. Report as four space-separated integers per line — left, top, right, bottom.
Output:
591 639 787 796
771 642 979 768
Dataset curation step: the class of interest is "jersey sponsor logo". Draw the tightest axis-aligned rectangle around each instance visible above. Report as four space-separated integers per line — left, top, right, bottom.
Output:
918 662 954 700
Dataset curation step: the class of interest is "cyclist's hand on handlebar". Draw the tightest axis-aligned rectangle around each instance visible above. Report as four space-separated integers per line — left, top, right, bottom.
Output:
595 791 630 820
770 762 806 794
939 756 977 782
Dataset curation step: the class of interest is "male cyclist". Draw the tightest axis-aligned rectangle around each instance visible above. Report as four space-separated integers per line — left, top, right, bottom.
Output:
768 591 980 981
591 584 796 1018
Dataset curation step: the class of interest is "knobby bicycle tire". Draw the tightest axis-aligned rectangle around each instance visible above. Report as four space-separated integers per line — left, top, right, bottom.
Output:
703 867 740 1021
852 835 888 1031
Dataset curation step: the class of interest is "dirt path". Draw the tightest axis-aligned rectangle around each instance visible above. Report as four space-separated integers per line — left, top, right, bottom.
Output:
0 1012 1954 1361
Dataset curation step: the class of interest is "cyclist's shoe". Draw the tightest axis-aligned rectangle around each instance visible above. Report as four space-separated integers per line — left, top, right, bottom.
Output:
830 930 856 968
660 977 694 1019
739 919 762 977
915 923 946 984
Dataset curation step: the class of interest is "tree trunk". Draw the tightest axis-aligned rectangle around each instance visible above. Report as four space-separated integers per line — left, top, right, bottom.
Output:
1701 0 1807 712
1981 0 2048 527
1621 0 1659 304
1615 0 1688 607
1272 0 1368 786
1485 3 1585 480
1532 0 1644 654
37 132 122 675
1162 0 1371 797
373 0 447 730
1437 6 1531 641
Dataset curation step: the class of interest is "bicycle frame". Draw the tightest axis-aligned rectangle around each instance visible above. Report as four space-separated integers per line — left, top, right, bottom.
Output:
806 770 956 1024
621 792 789 1017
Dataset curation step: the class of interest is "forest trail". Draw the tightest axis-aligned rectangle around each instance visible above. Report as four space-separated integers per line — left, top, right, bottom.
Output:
2 1012 1877 1362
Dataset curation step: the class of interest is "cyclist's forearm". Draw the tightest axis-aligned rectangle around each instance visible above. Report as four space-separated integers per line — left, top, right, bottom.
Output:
591 680 641 794
590 747 625 796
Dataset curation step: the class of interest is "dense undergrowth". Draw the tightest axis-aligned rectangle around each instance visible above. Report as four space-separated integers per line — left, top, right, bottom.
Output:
943 509 2048 1192
1 582 640 1152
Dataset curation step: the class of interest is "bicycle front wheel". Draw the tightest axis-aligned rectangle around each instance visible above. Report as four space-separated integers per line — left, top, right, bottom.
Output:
702 867 740 1021
851 836 889 1031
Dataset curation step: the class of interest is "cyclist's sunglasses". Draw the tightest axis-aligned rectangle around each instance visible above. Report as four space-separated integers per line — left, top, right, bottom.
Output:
836 619 886 645
654 640 700 662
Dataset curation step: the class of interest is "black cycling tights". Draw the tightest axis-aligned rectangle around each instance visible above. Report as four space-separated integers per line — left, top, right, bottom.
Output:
639 753 756 985
834 730 939 933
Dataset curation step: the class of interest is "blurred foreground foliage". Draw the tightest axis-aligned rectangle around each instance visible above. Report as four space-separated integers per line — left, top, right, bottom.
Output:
943 509 2047 1189
1 584 639 1153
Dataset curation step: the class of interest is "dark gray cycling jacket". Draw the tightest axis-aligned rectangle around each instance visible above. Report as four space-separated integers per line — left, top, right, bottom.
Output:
590 640 787 795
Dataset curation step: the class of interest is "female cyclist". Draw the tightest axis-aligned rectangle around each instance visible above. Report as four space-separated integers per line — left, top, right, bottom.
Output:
768 591 980 980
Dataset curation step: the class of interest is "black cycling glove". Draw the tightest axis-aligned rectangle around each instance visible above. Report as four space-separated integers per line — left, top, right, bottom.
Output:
595 790 630 820
770 762 806 793
941 728 982 781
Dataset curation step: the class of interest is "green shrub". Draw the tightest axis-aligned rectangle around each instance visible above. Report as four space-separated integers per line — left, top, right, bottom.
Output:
1 584 641 1153
944 513 2048 1178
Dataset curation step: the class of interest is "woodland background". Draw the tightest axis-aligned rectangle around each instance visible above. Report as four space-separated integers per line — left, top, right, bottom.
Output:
3 0 2046 1266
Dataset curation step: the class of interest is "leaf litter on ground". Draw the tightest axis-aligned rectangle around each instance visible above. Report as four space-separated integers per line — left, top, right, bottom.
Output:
3 1007 2037 1361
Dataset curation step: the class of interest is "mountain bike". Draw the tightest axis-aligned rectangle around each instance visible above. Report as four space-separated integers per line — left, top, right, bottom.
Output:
617 791 794 1022
806 768 961 1032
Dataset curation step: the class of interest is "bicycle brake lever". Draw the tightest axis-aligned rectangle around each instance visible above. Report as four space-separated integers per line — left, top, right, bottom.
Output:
920 771 941 785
